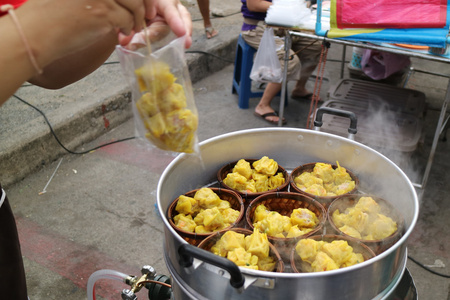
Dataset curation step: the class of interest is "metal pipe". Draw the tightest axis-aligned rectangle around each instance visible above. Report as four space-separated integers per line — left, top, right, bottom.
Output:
278 29 291 127
419 77 450 188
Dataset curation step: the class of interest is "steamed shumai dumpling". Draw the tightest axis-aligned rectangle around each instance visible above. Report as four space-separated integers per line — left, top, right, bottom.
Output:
252 156 278 176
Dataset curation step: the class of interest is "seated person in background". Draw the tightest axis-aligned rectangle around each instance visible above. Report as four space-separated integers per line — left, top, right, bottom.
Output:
241 0 322 124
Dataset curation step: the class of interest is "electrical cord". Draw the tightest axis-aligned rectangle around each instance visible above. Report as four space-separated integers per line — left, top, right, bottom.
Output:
12 94 135 155
407 255 450 278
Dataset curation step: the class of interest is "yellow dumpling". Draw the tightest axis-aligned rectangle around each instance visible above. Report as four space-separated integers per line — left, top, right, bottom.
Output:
296 238 366 272
295 172 323 189
135 61 176 94
194 188 222 209
194 225 210 234
232 159 253 179
136 92 159 118
252 156 278 176
258 256 276 272
159 83 187 113
290 208 319 228
255 212 291 237
223 172 248 192
163 109 198 135
338 225 362 239
210 231 245 257
227 247 258 268
175 195 198 215
304 183 327 196
341 252 365 268
355 196 381 214
344 208 369 233
245 228 270 259
252 173 269 192
244 179 257 193
173 214 196 233
286 225 312 238
295 239 322 264
145 112 166 138
332 165 353 186
268 173 285 190
311 251 339 272
194 207 224 231
364 214 397 240
321 240 354 266
331 181 355 195
253 204 271 223
313 163 334 183
216 200 231 210
221 208 240 225
219 231 246 251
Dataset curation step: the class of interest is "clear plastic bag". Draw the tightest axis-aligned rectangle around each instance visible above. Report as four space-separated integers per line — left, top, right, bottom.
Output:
116 27 199 154
250 27 283 83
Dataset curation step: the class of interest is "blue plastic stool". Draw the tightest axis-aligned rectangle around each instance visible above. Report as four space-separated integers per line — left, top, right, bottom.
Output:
232 34 286 109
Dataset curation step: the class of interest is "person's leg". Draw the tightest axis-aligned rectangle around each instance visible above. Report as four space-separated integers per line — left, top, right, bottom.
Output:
0 186 28 300
197 0 218 39
290 36 322 99
254 82 284 123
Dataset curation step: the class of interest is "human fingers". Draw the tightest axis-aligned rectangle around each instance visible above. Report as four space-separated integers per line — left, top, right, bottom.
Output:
154 1 192 47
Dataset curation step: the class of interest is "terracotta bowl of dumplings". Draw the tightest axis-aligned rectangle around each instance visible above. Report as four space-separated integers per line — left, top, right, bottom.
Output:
197 227 285 273
217 158 289 203
327 194 404 255
290 234 376 273
289 162 359 210
245 192 327 260
167 188 244 246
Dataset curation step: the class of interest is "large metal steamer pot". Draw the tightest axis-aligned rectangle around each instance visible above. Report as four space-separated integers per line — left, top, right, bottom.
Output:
157 128 418 300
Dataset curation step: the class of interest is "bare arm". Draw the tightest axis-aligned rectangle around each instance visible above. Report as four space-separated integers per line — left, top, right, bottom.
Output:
28 31 118 89
0 0 192 104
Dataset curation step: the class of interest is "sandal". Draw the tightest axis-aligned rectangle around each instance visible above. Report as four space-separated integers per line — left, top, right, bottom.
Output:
205 27 218 39
254 111 287 125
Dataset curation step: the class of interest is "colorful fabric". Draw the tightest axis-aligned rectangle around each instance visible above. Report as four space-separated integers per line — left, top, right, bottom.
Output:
319 0 450 48
336 0 447 29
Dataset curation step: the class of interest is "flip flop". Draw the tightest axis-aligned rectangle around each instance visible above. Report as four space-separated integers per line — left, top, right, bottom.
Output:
205 27 218 39
254 111 287 125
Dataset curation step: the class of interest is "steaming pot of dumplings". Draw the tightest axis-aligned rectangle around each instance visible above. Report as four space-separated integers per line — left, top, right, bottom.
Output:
157 128 418 300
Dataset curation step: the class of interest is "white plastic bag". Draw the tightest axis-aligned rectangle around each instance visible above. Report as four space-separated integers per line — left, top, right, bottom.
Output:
265 0 310 27
250 27 282 83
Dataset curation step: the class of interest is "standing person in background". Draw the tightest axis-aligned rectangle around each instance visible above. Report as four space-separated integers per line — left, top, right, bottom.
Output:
241 0 321 125
197 0 218 39
0 0 192 298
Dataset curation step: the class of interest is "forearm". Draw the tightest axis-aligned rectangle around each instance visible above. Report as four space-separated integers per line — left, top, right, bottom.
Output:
28 31 117 89
0 14 42 105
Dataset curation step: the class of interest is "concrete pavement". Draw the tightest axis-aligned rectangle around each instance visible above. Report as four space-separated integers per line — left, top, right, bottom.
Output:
1 0 449 299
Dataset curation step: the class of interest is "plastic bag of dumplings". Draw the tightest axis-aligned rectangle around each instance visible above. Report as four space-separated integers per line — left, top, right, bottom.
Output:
116 24 199 154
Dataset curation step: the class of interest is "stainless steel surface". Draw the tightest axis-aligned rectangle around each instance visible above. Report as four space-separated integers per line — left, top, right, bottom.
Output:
157 128 419 300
